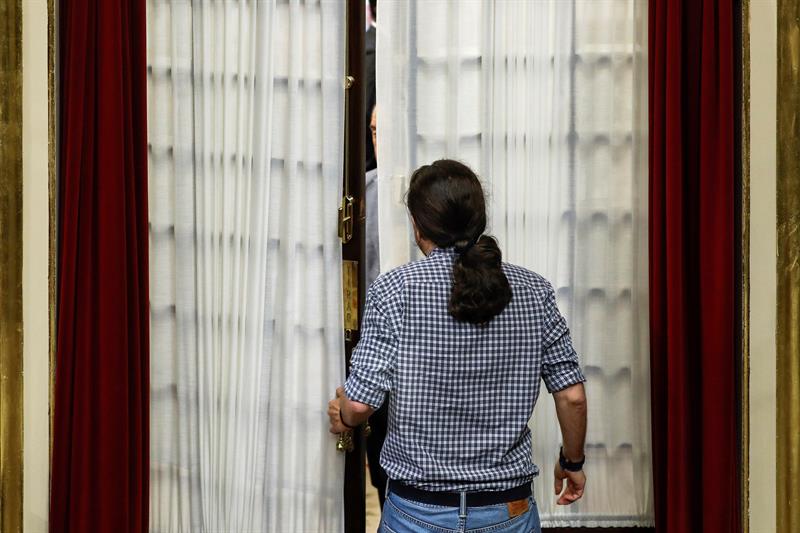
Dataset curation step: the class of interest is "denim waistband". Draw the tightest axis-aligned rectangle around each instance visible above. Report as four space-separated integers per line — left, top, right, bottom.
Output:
387 480 532 508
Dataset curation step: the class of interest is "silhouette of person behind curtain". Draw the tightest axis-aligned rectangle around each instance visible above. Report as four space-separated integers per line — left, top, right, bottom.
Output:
365 103 389 510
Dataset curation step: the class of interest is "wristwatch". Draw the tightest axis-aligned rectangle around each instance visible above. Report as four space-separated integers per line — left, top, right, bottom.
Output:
559 447 585 472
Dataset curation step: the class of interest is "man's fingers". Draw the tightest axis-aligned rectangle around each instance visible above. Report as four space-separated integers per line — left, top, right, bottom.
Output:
328 389 345 434
556 480 585 505
557 493 579 505
557 489 578 505
554 475 563 496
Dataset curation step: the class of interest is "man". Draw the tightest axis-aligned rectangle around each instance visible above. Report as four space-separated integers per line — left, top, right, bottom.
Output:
364 0 377 172
365 106 380 287
329 157 587 531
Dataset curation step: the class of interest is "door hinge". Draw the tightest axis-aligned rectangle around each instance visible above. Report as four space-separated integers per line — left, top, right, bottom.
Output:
338 195 355 244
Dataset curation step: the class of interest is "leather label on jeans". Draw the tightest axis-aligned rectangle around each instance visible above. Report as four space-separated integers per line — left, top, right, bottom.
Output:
507 498 529 518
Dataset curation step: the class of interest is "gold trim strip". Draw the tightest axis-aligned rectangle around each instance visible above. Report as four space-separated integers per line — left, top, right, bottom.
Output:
47 0 57 454
776 0 800 531
741 1 751 532
0 0 25 530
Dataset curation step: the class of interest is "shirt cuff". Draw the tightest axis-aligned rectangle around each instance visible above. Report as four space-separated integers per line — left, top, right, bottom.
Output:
543 362 586 393
344 371 387 409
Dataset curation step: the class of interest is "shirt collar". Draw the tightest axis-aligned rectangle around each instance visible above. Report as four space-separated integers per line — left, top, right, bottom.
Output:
428 246 458 259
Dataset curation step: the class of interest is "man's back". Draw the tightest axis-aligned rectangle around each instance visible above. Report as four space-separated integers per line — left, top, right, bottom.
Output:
346 246 585 491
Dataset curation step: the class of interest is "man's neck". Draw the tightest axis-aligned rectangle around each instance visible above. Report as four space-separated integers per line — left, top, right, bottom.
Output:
418 240 436 256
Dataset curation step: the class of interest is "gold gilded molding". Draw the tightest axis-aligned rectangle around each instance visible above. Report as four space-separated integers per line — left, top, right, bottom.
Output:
0 0 24 530
777 1 800 532
47 0 56 450
741 1 750 532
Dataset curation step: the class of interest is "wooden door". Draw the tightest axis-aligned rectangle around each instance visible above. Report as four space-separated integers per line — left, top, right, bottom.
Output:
341 1 367 531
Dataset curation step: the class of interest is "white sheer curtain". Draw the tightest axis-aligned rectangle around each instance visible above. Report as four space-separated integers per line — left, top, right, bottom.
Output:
146 1 345 531
376 0 652 527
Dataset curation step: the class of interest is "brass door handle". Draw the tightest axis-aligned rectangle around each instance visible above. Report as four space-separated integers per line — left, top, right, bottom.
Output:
335 420 371 453
336 431 355 453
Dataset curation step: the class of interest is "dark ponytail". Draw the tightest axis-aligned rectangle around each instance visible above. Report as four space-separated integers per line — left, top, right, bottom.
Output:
406 160 512 324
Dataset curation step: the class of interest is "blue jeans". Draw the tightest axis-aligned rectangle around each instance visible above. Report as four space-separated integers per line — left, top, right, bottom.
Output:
378 490 541 533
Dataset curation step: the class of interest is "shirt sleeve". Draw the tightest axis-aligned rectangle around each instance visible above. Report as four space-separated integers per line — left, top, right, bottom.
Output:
540 282 586 393
344 280 400 409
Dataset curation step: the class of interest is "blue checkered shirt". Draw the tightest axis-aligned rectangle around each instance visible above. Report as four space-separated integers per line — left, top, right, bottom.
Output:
344 247 585 492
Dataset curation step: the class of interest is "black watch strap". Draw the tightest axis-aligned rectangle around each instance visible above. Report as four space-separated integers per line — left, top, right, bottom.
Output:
559 447 585 472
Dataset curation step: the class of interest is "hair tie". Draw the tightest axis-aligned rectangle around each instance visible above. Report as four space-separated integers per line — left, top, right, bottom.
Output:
455 234 481 254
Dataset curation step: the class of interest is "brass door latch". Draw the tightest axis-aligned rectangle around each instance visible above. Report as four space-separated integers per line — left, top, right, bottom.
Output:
338 195 355 244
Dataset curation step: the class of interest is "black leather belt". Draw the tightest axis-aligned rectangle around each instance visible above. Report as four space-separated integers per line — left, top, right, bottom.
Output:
387 480 531 508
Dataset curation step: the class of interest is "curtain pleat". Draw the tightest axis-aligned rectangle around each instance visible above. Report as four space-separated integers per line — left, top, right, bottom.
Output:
146 1 346 531
376 0 652 526
648 0 738 531
50 1 150 531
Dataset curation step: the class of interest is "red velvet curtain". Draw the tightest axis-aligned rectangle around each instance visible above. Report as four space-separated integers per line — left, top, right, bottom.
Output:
649 0 738 531
50 0 149 531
